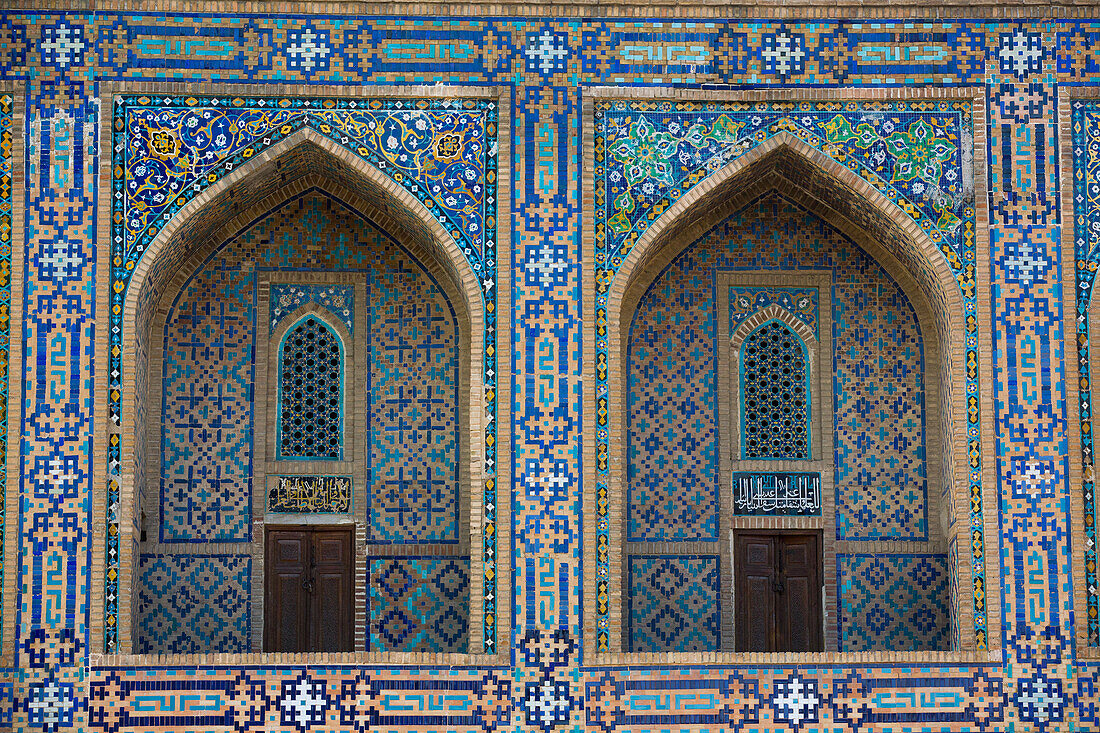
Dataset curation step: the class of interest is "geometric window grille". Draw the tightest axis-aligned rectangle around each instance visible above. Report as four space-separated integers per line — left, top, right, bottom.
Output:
277 316 344 459
740 320 810 460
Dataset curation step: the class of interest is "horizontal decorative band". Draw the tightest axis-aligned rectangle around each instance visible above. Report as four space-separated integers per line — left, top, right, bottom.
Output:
267 475 353 513
733 471 821 516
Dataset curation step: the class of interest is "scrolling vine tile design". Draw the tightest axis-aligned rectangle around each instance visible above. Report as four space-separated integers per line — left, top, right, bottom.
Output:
595 102 973 273
593 99 986 652
729 286 819 336
107 95 499 653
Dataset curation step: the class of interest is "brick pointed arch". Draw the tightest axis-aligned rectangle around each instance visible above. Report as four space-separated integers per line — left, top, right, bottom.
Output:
585 114 995 660
729 303 818 355
96 111 507 661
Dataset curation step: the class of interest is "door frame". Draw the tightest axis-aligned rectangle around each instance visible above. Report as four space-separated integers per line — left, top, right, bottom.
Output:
263 524 355 652
731 530 823 652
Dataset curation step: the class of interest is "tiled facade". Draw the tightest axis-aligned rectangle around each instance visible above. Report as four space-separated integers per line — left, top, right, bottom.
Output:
623 194 942 652
139 188 468 654
0 6 1095 732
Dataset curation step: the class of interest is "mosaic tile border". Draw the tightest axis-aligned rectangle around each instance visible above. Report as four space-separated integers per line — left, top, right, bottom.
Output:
0 90 13 659
101 89 504 657
15 2 1100 22
587 91 991 657
1069 97 1100 647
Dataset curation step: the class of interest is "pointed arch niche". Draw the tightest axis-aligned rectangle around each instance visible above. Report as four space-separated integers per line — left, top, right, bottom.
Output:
93 94 510 665
583 92 998 664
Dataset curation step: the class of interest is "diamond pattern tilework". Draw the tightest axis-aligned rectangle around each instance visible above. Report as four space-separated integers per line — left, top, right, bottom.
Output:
836 554 948 652
627 555 721 652
369 557 469 653
135 554 251 654
626 193 927 542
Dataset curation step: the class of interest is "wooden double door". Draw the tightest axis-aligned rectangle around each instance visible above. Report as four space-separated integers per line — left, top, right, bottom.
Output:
264 526 354 652
734 532 822 652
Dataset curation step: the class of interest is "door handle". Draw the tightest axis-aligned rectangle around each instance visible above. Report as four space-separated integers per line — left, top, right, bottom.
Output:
773 578 784 594
302 578 314 593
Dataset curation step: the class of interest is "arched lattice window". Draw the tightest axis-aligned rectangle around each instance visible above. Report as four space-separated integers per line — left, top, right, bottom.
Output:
277 316 345 460
740 320 810 460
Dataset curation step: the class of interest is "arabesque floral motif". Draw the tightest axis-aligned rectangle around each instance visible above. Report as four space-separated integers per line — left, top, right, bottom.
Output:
121 98 494 274
605 113 744 234
825 115 957 188
824 114 961 231
597 102 970 277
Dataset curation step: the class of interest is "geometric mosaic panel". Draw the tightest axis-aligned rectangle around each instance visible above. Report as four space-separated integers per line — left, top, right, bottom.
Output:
627 555 721 652
370 256 459 543
159 265 255 542
836 554 948 652
627 193 927 543
135 554 251 654
369 557 469 653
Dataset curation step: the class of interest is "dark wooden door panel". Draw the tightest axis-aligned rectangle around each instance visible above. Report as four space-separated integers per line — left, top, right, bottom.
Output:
743 575 774 652
734 532 822 653
265 527 353 653
777 534 821 652
736 534 776 652
310 530 353 652
265 531 308 652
